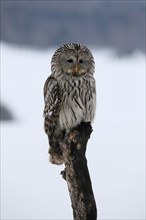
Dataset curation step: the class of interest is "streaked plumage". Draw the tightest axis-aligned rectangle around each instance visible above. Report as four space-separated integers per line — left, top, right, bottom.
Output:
43 43 96 165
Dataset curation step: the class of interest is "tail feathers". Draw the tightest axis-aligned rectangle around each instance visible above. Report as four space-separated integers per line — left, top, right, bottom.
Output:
47 130 65 165
49 145 63 165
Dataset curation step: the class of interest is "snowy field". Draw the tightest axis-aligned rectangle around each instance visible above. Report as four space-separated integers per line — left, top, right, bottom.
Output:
1 43 145 219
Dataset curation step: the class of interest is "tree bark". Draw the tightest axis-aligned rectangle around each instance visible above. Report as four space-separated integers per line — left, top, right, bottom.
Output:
60 122 97 220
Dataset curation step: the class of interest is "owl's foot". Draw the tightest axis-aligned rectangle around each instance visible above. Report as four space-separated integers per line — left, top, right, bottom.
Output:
49 147 63 165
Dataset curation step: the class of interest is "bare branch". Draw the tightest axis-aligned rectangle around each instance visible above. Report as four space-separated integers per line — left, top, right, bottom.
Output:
60 122 97 220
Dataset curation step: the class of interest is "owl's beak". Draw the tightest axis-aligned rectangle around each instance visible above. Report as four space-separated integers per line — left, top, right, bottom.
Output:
73 64 80 75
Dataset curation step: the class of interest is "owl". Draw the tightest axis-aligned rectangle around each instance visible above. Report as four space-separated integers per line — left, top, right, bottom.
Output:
43 43 96 165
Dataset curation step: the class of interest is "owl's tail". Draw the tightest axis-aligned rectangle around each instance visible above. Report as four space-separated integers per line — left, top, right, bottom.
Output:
48 135 64 165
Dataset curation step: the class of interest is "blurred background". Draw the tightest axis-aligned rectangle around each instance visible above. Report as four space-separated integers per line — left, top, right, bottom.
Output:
1 1 145 53
1 1 145 220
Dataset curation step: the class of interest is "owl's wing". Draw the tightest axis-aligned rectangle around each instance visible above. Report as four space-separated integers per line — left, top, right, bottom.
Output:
43 75 62 145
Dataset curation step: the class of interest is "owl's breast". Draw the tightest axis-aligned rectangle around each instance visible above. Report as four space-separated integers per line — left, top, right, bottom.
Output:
58 76 96 131
59 94 85 130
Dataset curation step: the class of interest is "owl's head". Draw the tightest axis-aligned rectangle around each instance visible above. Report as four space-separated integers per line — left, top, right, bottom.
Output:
51 43 95 77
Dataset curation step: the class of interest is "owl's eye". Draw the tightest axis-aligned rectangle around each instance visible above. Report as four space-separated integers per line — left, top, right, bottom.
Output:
67 59 73 63
79 59 83 63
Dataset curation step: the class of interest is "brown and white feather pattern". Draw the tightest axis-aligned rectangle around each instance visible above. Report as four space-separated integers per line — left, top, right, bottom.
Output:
58 73 96 130
43 43 96 164
43 76 62 147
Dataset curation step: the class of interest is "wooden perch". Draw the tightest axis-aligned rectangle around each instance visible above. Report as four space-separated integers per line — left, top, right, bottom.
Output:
60 122 97 220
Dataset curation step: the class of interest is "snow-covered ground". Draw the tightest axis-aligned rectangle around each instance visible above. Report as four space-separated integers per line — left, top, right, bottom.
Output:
1 43 145 219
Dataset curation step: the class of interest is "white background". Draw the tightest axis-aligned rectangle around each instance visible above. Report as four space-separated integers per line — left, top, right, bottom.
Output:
1 43 145 219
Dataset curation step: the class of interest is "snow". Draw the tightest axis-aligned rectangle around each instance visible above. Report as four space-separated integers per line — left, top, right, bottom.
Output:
1 43 145 219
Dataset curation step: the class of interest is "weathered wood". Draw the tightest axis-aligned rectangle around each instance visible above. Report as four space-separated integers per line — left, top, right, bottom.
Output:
60 122 97 220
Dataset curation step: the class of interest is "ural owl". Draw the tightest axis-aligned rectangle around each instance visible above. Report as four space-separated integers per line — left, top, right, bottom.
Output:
43 43 96 165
